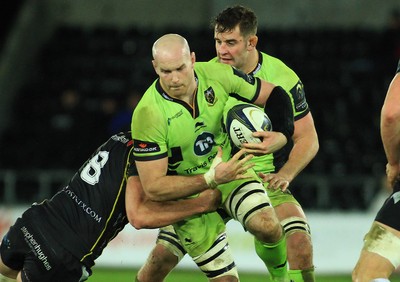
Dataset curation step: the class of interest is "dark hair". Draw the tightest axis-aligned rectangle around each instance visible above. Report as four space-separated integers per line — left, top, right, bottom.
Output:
211 5 257 37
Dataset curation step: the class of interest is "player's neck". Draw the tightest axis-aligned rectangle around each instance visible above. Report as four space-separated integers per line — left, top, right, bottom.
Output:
183 79 198 106
241 49 259 74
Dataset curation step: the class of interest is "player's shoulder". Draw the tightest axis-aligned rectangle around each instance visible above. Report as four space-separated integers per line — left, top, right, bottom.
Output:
260 52 297 75
195 61 232 73
100 132 133 152
133 82 160 116
258 51 300 87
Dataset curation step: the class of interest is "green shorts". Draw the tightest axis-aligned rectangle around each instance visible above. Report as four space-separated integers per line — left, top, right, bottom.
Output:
218 169 261 203
265 186 300 207
173 211 225 258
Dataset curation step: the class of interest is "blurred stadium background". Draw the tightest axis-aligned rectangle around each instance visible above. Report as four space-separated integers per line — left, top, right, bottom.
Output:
1 0 400 280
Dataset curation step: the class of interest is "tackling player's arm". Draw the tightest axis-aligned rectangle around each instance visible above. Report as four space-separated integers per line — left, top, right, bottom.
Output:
135 147 254 201
381 72 400 187
125 176 222 229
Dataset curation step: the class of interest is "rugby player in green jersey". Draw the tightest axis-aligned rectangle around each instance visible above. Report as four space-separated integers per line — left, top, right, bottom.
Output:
131 33 294 281
136 5 318 282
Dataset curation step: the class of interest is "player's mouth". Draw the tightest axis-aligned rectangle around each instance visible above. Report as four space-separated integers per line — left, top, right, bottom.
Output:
170 85 183 90
219 57 233 64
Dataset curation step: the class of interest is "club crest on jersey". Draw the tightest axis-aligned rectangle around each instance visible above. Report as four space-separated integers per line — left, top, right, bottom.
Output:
204 87 216 105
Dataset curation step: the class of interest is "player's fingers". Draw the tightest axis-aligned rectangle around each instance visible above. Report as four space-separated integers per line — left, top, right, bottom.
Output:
236 173 253 180
230 148 247 161
237 153 253 165
280 180 289 192
261 173 275 182
258 172 268 181
269 179 289 191
240 163 255 173
216 146 223 158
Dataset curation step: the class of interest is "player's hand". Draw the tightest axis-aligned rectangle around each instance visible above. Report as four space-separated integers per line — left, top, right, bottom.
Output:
241 131 287 155
197 189 222 212
258 172 290 192
213 147 254 185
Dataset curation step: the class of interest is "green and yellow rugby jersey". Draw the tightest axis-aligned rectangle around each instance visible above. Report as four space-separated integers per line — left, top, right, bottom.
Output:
213 51 309 173
131 62 262 257
131 61 261 176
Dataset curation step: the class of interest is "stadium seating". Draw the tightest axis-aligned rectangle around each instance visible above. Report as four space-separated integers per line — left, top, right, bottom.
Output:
0 26 394 209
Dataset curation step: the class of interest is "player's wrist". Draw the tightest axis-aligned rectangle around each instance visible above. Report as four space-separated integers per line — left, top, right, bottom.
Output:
204 151 223 189
204 170 218 189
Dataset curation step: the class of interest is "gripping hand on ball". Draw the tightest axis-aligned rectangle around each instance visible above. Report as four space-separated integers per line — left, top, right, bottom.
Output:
241 131 287 155
204 147 254 188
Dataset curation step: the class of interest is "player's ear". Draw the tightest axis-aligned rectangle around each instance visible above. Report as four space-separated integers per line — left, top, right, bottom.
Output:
152 60 158 72
191 52 196 64
248 35 258 49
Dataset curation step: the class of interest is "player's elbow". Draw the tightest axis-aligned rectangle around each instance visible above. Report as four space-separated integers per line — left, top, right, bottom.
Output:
129 217 148 230
144 190 165 201
382 110 400 126
128 211 155 229
311 135 320 157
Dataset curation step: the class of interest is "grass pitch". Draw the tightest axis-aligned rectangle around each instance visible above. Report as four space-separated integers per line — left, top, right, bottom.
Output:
89 268 400 281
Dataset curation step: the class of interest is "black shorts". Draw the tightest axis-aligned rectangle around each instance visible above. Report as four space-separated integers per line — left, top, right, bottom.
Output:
0 208 90 282
375 181 400 231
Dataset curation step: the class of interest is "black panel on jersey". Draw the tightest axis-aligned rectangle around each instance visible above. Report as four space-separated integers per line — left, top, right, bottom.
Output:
375 181 400 230
264 86 294 141
33 132 133 267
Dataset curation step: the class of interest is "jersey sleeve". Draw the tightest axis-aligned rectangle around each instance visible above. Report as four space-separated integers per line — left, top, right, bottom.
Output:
217 63 261 103
288 79 310 121
131 99 168 161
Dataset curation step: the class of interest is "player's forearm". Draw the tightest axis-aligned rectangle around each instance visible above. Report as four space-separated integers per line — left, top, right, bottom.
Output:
131 193 219 229
279 134 319 182
142 174 210 202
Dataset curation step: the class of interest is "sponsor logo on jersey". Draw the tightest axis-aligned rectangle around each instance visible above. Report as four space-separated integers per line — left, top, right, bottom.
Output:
167 110 183 125
111 134 130 144
194 132 215 156
21 226 52 270
184 150 217 174
63 186 102 223
133 140 161 153
292 81 308 112
204 87 216 105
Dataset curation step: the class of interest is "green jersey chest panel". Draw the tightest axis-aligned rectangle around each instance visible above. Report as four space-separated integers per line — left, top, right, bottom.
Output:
132 62 260 176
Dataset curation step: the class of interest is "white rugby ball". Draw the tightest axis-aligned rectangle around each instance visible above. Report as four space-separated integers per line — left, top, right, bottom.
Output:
225 104 272 148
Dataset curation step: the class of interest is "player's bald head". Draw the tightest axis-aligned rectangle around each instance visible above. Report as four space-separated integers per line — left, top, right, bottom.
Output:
152 34 191 61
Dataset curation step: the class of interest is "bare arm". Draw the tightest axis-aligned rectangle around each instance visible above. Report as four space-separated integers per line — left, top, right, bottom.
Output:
381 73 400 187
126 176 222 229
136 147 254 201
266 112 319 190
253 79 275 107
278 112 319 181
